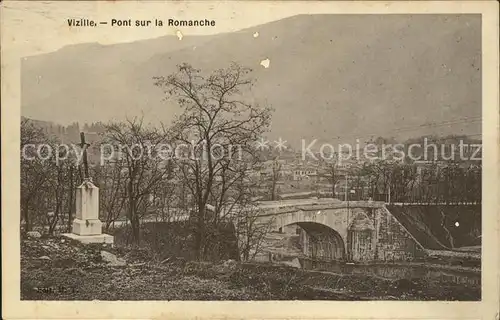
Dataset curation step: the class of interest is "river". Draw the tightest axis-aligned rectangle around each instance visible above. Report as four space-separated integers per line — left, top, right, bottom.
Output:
298 257 480 286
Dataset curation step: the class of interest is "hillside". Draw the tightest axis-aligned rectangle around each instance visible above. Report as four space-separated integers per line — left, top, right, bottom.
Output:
22 14 481 146
387 205 481 250
21 233 481 300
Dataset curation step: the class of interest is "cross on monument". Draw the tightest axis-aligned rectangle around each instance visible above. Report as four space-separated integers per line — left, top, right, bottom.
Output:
79 132 91 180
62 131 114 245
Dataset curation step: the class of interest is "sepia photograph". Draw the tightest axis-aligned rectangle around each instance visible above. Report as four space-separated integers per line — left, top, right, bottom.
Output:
2 1 499 319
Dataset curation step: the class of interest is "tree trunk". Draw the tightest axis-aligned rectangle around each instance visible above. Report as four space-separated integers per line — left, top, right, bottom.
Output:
67 165 74 232
195 207 206 261
128 197 140 244
271 180 276 201
22 202 32 232
48 209 60 235
131 213 140 244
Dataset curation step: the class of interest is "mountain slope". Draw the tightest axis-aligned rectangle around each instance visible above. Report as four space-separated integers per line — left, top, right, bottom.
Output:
22 14 481 146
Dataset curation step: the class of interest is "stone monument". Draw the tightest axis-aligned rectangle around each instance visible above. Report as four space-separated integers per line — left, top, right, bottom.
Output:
63 132 114 245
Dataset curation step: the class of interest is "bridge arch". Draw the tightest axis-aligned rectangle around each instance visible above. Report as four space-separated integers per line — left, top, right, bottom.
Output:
287 221 346 261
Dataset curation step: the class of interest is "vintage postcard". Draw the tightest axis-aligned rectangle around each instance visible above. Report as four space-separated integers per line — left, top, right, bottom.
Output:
1 1 499 319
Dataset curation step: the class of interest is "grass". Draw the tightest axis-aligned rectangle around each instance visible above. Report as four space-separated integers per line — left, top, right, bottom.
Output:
21 235 480 301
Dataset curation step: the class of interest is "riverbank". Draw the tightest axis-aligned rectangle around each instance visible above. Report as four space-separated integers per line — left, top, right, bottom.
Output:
21 236 480 300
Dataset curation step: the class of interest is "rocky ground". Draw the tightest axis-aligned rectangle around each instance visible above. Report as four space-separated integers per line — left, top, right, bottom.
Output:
21 235 481 301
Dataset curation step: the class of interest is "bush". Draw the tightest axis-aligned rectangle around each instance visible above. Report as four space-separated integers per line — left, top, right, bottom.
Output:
112 221 239 262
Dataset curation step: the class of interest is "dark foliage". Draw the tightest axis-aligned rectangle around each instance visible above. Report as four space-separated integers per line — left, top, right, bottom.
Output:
111 222 239 262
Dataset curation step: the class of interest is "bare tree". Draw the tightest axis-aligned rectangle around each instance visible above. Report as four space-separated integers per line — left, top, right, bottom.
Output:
388 163 417 203
93 159 127 232
219 171 275 261
21 119 80 234
21 120 55 232
103 118 171 244
270 158 282 201
350 164 367 201
65 163 76 232
142 163 183 224
235 205 275 261
321 159 339 198
154 63 273 260
45 155 66 235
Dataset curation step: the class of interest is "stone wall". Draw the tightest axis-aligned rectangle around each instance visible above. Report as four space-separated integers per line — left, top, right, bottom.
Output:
373 207 425 261
344 207 425 262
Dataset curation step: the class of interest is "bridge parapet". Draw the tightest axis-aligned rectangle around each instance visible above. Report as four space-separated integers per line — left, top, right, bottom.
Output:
257 200 385 218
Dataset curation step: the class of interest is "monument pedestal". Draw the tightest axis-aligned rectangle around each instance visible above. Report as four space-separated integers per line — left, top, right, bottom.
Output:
72 218 103 235
63 232 114 244
62 178 114 246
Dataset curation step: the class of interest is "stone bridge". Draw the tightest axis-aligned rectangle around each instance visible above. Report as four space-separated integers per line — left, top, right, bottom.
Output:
256 199 425 262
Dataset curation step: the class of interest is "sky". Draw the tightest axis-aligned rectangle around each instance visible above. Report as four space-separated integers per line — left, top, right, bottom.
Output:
2 1 487 58
2 1 297 57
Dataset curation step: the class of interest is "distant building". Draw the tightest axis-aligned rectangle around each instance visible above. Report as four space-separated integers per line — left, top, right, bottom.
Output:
292 166 317 181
